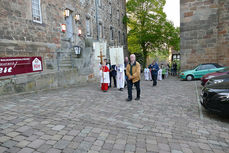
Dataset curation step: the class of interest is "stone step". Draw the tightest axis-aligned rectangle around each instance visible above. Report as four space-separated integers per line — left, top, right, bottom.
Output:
59 63 72 66
60 60 72 64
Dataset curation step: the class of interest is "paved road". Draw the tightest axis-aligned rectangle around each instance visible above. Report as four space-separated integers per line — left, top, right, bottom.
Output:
0 77 228 153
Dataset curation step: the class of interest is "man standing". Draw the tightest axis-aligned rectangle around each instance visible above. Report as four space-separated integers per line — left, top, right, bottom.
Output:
109 65 117 88
172 61 177 76
100 59 110 92
149 61 159 86
126 54 141 101
116 64 125 91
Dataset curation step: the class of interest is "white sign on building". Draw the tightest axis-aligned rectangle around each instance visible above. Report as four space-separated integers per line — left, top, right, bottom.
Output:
32 58 42 71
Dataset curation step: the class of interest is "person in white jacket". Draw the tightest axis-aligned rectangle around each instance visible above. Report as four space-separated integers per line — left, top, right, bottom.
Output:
116 64 125 91
144 68 150 81
157 67 162 81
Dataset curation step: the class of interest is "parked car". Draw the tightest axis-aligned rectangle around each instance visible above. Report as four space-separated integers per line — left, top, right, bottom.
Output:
200 74 229 115
180 63 224 81
201 67 229 86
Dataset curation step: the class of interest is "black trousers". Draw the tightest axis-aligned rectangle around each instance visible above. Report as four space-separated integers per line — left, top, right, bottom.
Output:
152 73 157 86
127 80 140 100
162 74 165 79
110 75 117 87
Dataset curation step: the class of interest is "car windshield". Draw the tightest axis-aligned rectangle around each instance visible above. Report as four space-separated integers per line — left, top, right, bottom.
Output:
193 65 200 70
214 63 223 68
217 67 229 73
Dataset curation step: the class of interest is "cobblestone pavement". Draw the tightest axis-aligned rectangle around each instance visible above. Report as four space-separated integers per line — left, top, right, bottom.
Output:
0 77 229 153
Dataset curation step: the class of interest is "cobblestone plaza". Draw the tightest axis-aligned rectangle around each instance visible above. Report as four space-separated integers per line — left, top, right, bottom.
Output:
0 78 228 153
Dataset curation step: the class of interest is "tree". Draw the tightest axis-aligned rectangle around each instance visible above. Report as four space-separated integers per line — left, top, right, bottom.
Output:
127 0 180 68
161 20 180 51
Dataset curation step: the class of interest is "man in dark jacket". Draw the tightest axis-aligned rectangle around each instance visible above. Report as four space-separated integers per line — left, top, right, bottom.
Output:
172 61 177 76
110 65 117 88
149 61 159 86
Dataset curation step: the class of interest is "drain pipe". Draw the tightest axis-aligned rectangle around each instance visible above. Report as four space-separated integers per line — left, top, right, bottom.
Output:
95 0 99 41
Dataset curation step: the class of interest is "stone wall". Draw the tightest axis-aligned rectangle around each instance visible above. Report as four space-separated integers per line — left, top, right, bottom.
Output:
180 0 229 70
217 0 229 65
0 70 89 96
0 0 127 96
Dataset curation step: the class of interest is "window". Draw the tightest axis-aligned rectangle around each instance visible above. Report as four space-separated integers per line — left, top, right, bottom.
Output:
99 23 103 39
86 18 91 37
32 0 42 23
197 65 210 71
214 63 223 68
98 0 102 7
172 54 180 61
110 27 114 40
205 64 216 69
80 0 85 4
117 10 120 23
118 31 121 43
109 3 112 19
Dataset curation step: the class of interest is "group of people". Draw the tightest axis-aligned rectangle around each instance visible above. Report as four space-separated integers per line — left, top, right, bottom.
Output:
144 63 170 85
99 54 178 102
99 59 125 92
144 61 178 82
100 54 141 102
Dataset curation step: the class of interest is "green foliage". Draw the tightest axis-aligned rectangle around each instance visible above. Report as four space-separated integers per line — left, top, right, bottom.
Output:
123 15 128 25
135 52 144 67
127 0 180 68
149 48 169 62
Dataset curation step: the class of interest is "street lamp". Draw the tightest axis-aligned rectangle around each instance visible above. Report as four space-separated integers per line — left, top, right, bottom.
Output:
64 9 70 17
75 14 80 22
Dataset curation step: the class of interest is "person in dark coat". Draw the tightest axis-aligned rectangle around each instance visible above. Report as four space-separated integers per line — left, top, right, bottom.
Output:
148 61 159 86
109 65 117 88
172 61 177 76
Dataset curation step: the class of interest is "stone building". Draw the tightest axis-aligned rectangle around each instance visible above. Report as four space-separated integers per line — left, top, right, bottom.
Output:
180 0 229 70
0 0 127 95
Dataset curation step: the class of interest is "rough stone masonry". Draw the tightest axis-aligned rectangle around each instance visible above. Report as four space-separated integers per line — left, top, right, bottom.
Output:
0 0 127 95
180 0 229 70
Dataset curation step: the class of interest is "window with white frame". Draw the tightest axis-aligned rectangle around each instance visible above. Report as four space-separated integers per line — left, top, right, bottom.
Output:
32 0 42 23
86 18 91 37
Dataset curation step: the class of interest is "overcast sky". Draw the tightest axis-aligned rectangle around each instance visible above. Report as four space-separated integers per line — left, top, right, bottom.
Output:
164 0 180 27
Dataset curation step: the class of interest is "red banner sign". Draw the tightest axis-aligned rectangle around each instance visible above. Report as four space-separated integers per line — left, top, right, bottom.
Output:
0 57 43 77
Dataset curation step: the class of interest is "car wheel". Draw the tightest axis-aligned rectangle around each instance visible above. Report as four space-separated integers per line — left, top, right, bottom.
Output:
186 75 194 81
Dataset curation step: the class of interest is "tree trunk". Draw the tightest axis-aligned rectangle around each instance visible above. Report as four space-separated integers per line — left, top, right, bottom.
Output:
142 45 147 69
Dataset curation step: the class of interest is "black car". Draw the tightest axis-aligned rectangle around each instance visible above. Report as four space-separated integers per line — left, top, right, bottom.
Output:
200 74 229 115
